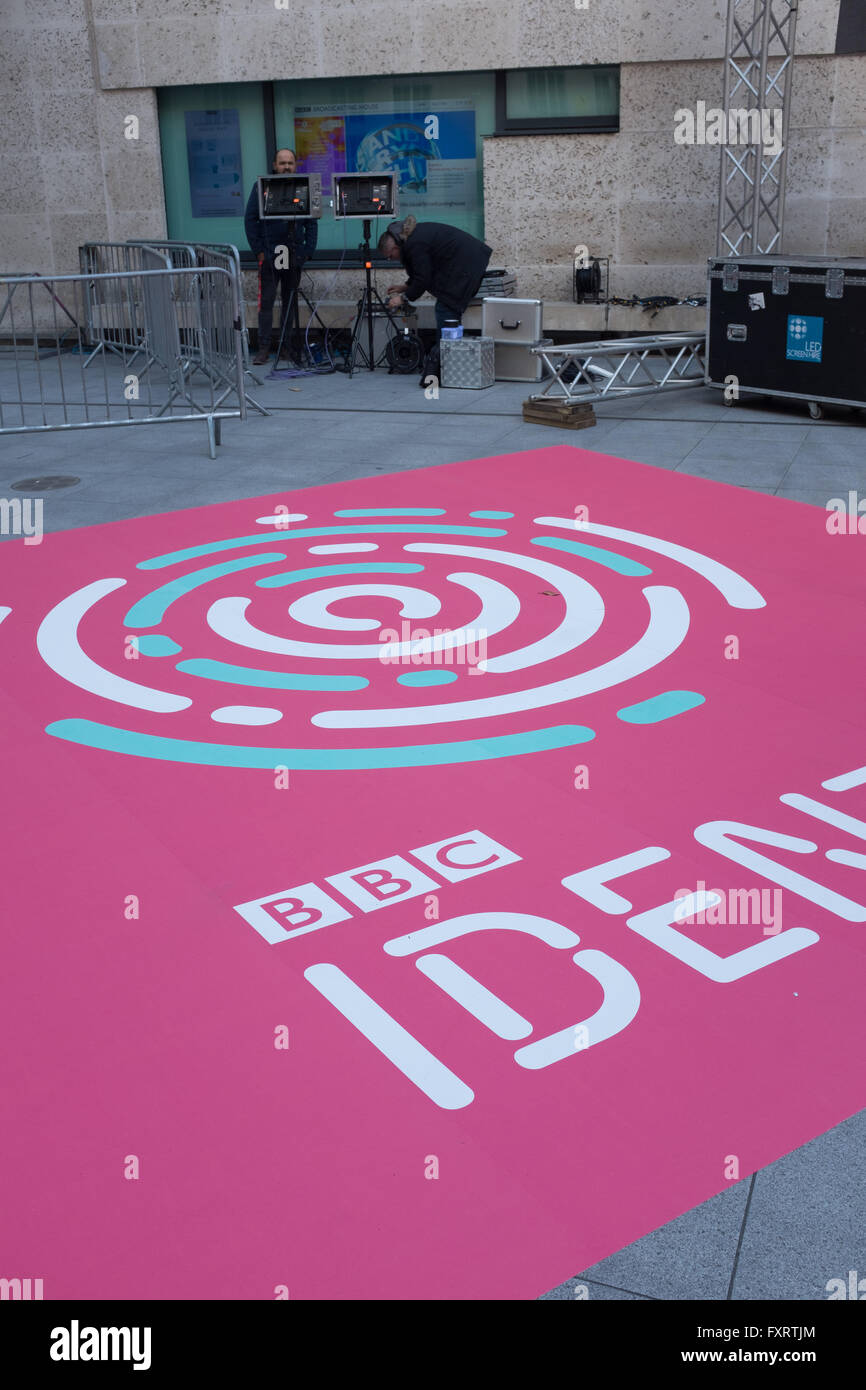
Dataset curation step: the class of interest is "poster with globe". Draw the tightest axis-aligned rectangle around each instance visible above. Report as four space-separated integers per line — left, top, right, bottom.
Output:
294 99 478 225
344 104 477 216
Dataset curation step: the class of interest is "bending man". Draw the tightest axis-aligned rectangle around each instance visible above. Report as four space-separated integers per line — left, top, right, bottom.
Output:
378 217 492 334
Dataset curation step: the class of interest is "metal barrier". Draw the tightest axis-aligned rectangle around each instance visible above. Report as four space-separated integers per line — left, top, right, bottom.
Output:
529 333 707 404
124 240 209 370
192 243 266 401
130 239 253 363
128 239 267 409
191 245 250 355
0 266 247 457
78 242 172 366
125 239 198 270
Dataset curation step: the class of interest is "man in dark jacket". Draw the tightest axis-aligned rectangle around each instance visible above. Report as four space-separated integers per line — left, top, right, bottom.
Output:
378 218 492 333
244 148 318 363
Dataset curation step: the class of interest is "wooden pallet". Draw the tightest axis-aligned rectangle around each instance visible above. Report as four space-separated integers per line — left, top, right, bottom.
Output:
522 397 597 429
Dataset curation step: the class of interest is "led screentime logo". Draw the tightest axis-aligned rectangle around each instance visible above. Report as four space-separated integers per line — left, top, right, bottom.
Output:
786 315 823 364
29 503 766 770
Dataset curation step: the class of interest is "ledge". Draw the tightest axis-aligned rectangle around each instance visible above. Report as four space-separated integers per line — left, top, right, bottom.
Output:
281 297 707 337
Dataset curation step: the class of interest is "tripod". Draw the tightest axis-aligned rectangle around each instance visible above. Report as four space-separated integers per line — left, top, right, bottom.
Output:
271 243 329 368
346 218 404 376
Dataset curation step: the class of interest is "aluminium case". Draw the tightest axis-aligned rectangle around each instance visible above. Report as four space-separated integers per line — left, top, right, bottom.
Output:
482 297 543 344
493 338 553 382
706 254 866 409
440 335 495 389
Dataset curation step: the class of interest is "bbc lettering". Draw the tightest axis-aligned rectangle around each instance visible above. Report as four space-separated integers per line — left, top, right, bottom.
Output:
234 829 520 944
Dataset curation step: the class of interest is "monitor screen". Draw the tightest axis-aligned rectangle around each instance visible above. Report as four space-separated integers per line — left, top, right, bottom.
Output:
333 174 397 219
259 176 312 218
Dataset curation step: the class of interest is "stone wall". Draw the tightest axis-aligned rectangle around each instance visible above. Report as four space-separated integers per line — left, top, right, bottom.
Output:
1 0 860 306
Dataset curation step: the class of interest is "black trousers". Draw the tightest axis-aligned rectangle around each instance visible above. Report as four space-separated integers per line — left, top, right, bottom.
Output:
257 258 301 349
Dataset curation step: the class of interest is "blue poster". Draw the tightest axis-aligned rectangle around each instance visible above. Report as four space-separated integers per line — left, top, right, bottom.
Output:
786 314 824 363
185 109 244 218
344 110 476 200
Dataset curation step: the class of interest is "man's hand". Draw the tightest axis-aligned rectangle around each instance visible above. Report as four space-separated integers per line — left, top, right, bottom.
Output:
387 283 408 296
387 294 406 311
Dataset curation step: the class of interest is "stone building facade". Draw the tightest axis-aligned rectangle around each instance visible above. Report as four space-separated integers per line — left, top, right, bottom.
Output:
1 0 863 327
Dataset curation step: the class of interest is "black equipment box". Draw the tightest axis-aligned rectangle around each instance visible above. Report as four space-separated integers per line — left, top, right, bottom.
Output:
706 254 866 416
333 173 397 219
257 174 322 220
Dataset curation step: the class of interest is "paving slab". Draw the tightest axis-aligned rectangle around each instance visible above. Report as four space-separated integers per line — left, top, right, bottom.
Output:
675 458 795 488
781 458 866 491
561 1182 754 1302
730 1112 866 1302
540 1278 653 1301
774 487 845 508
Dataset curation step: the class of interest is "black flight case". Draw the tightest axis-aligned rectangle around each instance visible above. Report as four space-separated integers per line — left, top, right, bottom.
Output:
706 254 866 420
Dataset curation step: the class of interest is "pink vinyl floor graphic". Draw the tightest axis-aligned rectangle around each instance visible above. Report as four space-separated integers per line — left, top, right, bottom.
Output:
1 443 865 1299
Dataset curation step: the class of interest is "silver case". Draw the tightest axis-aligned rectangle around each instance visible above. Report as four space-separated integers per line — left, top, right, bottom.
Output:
482 297 543 344
441 335 496 389
494 338 553 382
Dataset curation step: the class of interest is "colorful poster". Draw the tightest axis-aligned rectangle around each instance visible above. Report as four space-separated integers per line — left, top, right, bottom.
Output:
184 109 244 218
1 445 865 1299
294 114 346 195
294 99 477 219
345 108 476 205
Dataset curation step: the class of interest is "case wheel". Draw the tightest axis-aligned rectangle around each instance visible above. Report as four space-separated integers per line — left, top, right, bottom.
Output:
808 401 824 421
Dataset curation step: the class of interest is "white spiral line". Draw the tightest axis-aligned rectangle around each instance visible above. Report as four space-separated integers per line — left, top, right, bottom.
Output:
314 586 690 730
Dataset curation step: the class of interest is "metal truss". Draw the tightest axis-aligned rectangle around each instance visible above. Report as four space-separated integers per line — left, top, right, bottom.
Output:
529 334 706 404
717 0 799 257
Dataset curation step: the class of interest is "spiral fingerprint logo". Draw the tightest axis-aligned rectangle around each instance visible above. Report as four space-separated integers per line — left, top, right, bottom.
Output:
37 504 766 770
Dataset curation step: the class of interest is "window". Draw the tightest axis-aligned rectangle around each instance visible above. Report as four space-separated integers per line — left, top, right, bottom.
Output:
157 67 620 261
157 83 268 250
495 66 619 134
274 70 496 256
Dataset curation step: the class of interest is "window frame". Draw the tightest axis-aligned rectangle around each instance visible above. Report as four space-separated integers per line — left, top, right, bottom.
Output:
216 68 620 265
493 66 620 136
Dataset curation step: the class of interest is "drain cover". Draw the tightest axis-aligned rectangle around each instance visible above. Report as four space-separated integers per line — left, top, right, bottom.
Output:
10 476 80 490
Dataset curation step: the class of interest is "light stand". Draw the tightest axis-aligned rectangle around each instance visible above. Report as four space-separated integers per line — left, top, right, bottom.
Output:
269 247 328 368
272 241 304 365
346 218 400 376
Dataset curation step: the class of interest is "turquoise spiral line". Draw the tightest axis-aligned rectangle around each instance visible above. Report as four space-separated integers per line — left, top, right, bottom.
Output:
137 524 507 570
123 553 287 627
176 659 368 691
257 561 423 589
333 508 446 517
45 719 596 769
531 535 652 577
